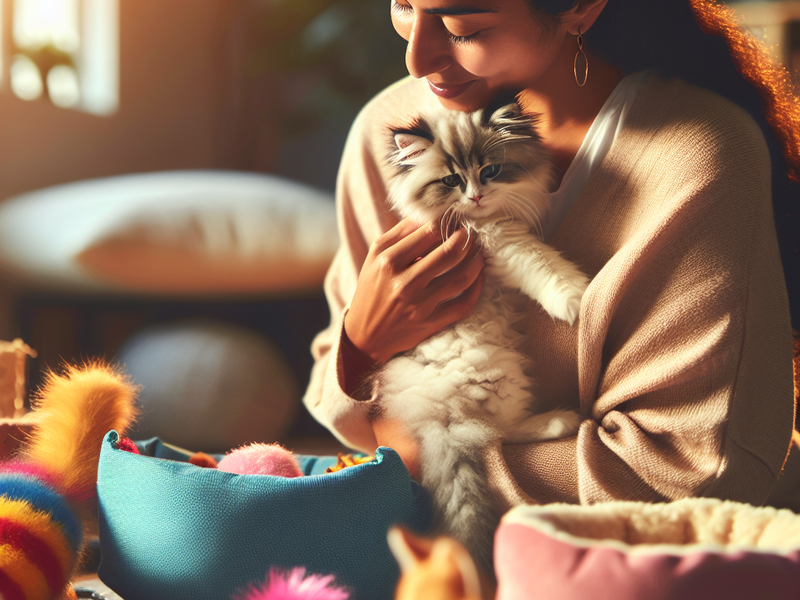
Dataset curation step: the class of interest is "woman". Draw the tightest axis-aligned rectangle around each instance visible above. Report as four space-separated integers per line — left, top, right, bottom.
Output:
303 0 799 512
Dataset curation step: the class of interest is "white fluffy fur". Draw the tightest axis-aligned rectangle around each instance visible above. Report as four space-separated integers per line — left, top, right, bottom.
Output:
503 498 800 555
380 103 589 566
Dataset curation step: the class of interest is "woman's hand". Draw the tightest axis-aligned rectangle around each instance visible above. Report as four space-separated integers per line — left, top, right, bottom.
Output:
344 217 485 366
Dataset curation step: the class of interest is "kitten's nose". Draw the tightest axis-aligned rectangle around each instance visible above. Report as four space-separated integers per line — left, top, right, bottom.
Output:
470 195 483 205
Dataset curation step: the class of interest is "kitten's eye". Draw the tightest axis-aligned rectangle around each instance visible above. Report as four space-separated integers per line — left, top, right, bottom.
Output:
481 164 501 181
441 174 463 188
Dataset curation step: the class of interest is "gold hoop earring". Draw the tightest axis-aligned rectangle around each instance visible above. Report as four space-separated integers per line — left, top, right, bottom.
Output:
573 28 588 87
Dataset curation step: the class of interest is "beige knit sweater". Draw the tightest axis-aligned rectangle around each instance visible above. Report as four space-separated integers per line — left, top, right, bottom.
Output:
303 74 797 510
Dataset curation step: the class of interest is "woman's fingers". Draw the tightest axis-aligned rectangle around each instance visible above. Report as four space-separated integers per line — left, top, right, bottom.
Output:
411 227 478 283
373 218 443 268
421 238 484 307
344 216 485 366
372 218 424 254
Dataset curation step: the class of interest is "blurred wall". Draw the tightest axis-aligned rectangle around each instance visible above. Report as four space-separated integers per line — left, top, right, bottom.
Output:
0 0 230 202
0 1 796 205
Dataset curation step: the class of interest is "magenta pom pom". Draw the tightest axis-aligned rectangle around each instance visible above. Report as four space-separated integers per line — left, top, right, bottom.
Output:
236 568 350 600
217 443 303 477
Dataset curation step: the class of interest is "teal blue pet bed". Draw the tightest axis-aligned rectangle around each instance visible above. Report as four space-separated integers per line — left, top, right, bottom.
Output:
96 431 432 600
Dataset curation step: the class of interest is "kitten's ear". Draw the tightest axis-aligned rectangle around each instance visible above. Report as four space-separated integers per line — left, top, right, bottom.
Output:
487 102 538 138
488 102 523 123
393 132 433 163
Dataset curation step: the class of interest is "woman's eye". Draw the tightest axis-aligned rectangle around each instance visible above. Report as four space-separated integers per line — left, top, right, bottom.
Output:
481 164 501 180
449 31 482 45
441 174 463 188
391 1 413 15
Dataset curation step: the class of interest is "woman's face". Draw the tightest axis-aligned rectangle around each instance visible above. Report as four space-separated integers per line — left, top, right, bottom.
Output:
390 0 571 111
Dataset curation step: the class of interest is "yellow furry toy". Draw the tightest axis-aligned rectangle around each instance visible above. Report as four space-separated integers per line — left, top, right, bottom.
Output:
0 362 138 600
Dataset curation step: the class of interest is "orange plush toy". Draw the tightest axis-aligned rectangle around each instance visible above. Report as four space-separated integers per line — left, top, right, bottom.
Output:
388 527 491 600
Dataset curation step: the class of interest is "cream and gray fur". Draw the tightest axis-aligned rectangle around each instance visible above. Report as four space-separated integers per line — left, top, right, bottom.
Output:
376 102 589 566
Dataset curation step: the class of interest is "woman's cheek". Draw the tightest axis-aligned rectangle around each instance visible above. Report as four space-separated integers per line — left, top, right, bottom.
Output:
391 16 412 42
453 48 496 79
456 40 530 85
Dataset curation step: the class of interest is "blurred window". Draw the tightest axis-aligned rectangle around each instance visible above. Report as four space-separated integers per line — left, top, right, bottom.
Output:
7 0 118 114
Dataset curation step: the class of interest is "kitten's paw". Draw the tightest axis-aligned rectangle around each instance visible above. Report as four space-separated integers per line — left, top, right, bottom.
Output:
511 408 582 442
542 276 589 325
540 410 582 439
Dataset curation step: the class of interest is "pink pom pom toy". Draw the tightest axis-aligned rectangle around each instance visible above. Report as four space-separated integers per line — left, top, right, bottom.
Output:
217 443 304 477
235 567 350 600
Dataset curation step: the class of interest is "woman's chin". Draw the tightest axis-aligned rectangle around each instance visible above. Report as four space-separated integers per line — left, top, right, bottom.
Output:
435 95 484 113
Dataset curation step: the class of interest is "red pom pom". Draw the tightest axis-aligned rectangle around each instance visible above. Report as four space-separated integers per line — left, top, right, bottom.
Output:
218 443 303 477
116 437 140 454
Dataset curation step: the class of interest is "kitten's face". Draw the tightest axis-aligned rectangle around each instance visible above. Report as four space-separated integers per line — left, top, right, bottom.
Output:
388 103 551 232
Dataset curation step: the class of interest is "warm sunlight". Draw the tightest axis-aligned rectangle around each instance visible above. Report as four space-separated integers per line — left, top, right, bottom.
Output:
14 0 80 53
8 0 118 114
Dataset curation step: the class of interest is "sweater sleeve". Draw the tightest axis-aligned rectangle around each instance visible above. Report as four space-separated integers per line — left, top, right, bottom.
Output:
302 90 402 453
499 81 795 507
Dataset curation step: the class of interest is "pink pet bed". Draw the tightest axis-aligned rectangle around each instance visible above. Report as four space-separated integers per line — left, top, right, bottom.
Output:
495 498 800 600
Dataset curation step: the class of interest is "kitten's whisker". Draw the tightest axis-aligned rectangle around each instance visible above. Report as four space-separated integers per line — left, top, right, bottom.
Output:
512 192 540 221
511 160 535 181
502 195 527 227
513 196 542 236
511 160 550 195
507 192 544 237
441 204 460 241
450 206 460 234
483 134 528 156
507 191 535 218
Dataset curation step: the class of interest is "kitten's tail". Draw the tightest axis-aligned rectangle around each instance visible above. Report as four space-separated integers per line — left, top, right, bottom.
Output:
420 421 499 571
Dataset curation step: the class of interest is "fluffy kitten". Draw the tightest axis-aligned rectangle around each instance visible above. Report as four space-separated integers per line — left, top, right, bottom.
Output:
377 102 588 567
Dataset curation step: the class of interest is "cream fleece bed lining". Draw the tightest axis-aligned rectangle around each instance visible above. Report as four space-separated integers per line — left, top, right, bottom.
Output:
502 498 800 557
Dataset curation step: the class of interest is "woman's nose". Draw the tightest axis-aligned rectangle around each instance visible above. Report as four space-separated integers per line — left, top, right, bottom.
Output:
405 16 452 79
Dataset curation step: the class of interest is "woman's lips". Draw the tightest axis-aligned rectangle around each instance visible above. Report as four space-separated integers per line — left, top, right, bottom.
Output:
427 79 475 99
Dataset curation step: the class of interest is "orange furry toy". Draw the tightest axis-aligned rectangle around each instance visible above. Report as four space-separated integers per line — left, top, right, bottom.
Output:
388 527 490 600
0 362 138 600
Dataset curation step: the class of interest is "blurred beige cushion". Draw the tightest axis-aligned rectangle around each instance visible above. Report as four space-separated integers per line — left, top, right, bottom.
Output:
0 170 338 295
118 320 299 452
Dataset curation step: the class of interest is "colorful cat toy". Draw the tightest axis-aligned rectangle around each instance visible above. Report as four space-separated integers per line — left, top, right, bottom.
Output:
0 362 138 600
